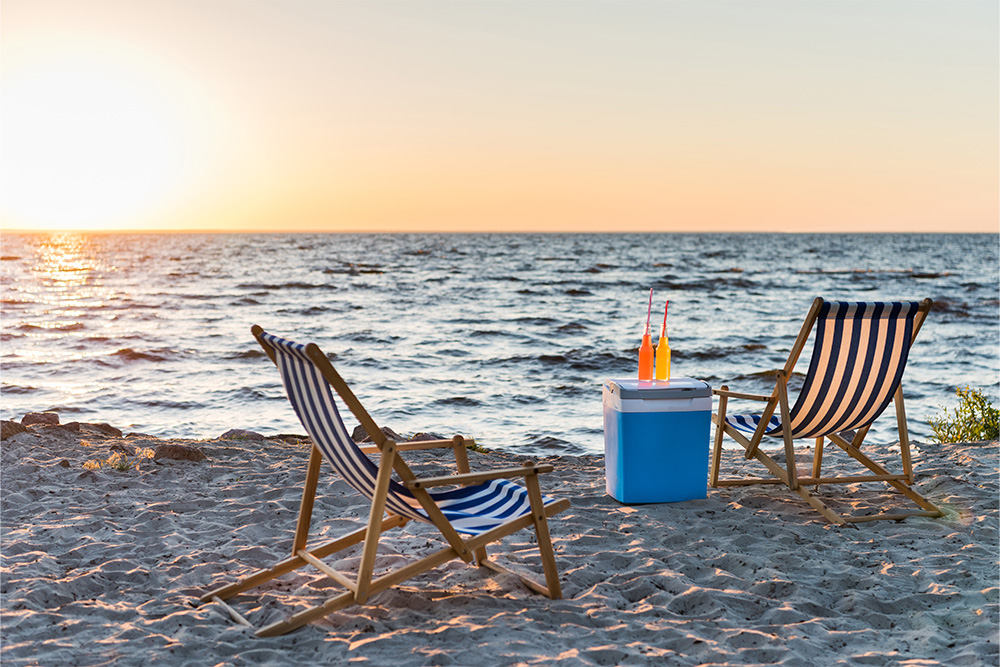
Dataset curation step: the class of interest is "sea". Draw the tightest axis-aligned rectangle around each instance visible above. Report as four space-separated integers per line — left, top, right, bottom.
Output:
1 232 997 456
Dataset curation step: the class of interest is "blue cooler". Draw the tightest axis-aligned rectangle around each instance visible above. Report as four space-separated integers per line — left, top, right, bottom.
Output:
603 377 712 504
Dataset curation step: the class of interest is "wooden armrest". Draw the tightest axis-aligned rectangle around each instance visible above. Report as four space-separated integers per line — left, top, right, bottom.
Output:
405 463 554 490
359 438 465 455
713 388 773 402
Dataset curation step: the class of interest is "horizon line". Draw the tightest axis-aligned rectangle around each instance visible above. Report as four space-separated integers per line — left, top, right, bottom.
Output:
1 228 997 236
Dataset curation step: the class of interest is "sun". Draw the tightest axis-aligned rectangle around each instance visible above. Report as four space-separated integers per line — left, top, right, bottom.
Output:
1 49 191 230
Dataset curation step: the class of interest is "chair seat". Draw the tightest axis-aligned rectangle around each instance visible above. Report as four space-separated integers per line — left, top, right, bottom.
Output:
421 479 557 536
725 414 782 435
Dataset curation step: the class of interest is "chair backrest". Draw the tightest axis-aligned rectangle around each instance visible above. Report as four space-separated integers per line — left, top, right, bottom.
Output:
254 329 426 522
786 301 926 439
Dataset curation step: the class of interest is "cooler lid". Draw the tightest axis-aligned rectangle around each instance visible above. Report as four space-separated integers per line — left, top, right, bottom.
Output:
605 377 712 400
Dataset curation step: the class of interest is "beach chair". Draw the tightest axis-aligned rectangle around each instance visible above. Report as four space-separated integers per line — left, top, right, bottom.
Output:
710 298 943 525
200 326 569 637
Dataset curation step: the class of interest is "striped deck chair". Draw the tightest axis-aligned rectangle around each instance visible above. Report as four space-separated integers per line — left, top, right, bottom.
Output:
200 326 569 637
710 297 943 525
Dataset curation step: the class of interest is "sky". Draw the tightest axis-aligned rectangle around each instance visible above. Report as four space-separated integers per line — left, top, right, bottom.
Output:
1 0 997 233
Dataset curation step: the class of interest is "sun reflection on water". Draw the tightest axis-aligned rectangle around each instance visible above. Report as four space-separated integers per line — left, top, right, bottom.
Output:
34 232 105 291
5 233 121 365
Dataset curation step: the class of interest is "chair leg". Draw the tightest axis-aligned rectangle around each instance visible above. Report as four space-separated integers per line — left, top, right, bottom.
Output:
474 545 489 565
452 435 471 474
776 371 798 490
894 388 914 484
356 444 397 604
292 446 324 555
710 387 729 487
812 437 824 481
524 472 562 599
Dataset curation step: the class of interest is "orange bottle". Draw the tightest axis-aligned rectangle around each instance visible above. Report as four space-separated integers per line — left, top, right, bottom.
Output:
638 333 654 380
638 289 654 379
656 300 670 380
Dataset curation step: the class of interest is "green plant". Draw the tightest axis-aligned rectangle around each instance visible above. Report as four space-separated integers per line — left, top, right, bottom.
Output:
927 386 1000 443
83 447 156 471
465 439 490 454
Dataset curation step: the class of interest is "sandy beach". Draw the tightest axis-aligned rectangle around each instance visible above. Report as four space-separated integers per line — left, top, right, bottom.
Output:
1 421 996 666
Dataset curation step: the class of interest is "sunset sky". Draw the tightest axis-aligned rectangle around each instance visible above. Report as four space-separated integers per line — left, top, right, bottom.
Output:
1 0 997 233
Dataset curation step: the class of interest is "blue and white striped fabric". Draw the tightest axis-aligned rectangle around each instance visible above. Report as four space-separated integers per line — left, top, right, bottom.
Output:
258 330 553 536
726 301 920 440
724 413 782 435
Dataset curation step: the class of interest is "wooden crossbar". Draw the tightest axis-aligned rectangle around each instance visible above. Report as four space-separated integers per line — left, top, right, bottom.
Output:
713 478 785 487
844 510 942 524
211 596 252 628
296 549 357 593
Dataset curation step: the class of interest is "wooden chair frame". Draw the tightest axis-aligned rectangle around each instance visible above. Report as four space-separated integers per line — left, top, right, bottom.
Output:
199 327 569 637
709 297 943 525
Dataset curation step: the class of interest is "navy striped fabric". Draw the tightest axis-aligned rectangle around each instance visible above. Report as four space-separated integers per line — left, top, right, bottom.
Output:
259 331 553 536
726 301 920 440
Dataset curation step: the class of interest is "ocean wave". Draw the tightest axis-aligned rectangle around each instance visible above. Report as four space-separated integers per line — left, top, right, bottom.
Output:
344 331 397 344
431 347 473 357
501 394 541 405
527 435 572 449
584 263 620 273
15 322 87 333
468 329 528 339
653 277 759 291
126 399 202 409
225 349 267 360
34 404 87 415
510 316 558 325
236 282 332 291
323 264 384 275
554 384 591 396
679 344 768 361
1 383 37 394
219 386 273 402
931 298 975 318
796 268 952 278
110 348 171 363
432 396 482 407
531 350 630 372
297 305 333 315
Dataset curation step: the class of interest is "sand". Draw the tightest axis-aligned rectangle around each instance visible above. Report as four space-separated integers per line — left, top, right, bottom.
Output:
1 424 996 666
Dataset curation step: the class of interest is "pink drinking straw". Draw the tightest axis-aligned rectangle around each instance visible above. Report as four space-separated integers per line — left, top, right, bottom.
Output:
644 288 653 336
661 300 669 337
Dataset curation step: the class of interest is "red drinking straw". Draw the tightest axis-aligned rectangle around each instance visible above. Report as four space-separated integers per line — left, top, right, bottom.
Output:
661 300 669 337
